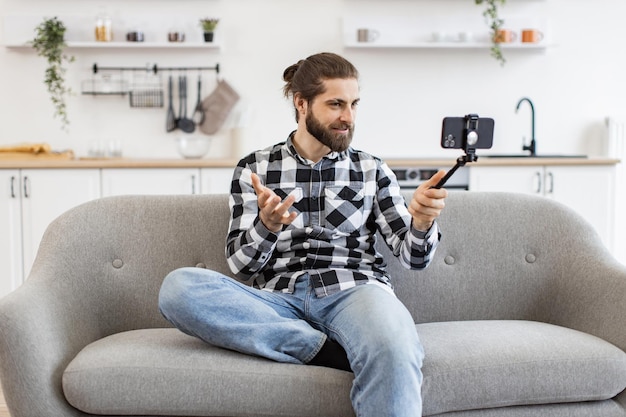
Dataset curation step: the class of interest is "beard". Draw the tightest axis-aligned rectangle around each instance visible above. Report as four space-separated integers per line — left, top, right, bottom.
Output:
305 110 354 153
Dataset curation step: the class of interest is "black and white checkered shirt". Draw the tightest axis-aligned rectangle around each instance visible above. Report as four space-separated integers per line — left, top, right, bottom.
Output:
226 133 441 297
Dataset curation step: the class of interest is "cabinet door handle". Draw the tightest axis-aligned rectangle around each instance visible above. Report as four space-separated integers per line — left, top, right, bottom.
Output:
534 172 542 194
191 175 197 195
546 172 554 194
23 176 30 198
10 176 16 198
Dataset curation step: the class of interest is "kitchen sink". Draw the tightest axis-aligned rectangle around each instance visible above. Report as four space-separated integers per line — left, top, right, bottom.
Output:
483 154 588 158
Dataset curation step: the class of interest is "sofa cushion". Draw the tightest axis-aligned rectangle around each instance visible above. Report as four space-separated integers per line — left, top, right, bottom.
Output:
419 321 626 415
63 321 626 417
62 328 354 417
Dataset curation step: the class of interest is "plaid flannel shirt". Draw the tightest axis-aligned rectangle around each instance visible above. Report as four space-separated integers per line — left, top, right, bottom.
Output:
225 133 441 297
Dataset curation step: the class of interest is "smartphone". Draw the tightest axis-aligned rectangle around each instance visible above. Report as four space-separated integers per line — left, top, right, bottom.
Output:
441 116 494 151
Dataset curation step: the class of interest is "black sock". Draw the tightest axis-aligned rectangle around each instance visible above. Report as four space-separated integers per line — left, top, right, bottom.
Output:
308 338 351 371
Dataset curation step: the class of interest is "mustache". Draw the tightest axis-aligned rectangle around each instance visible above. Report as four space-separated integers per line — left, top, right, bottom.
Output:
330 123 353 130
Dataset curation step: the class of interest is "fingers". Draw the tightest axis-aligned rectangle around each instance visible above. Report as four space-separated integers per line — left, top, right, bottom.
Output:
250 173 264 194
415 170 448 206
249 173 297 232
250 173 271 205
425 170 447 189
261 194 297 232
409 170 448 231
417 169 446 193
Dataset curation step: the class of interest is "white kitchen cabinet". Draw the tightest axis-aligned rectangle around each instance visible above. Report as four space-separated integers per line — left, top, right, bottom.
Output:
0 170 23 298
469 165 616 251
0 169 101 296
101 168 201 196
200 168 233 194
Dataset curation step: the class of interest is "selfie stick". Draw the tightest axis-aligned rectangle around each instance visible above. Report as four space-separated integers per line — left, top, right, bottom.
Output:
432 114 481 189
432 152 477 189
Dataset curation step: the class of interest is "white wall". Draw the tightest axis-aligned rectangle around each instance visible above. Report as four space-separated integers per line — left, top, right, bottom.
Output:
1 0 624 263
1 0 625 160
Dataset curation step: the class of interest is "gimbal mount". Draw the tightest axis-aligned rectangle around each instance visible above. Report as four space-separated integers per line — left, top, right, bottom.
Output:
433 114 482 189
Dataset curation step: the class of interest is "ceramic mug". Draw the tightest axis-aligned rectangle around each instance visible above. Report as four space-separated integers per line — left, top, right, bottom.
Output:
495 28 517 43
430 31 446 42
357 28 380 43
521 29 544 43
457 31 474 43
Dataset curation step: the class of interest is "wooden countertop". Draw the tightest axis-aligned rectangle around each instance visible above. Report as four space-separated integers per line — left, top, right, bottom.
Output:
0 158 241 169
0 156 620 169
385 157 621 167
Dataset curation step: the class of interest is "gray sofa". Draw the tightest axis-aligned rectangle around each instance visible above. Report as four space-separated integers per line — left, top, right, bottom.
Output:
1 192 626 417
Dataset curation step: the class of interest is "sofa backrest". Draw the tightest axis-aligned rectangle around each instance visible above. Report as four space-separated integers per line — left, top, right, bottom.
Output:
30 194 234 333
386 191 610 324
29 191 610 334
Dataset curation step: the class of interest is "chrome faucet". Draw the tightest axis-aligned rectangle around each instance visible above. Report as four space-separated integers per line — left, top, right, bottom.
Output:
516 97 536 156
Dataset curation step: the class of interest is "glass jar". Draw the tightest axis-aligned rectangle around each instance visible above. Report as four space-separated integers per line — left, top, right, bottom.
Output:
95 15 112 42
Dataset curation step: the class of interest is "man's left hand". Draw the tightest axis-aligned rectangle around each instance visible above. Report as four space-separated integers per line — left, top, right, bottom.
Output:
407 170 448 232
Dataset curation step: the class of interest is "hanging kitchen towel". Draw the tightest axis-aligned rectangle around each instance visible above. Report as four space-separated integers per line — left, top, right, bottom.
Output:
199 79 240 135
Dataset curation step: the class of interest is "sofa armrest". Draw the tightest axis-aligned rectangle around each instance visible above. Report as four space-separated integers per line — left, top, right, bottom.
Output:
0 273 103 417
548 247 626 353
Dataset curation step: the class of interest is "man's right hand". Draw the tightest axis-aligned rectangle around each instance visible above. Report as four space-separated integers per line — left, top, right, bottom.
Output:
250 173 297 233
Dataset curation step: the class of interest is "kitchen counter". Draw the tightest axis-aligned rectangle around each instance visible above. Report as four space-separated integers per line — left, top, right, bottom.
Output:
0 157 620 169
377 157 620 167
0 158 241 169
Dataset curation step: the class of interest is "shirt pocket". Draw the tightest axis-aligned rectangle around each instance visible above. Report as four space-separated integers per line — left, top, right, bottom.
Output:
324 185 366 235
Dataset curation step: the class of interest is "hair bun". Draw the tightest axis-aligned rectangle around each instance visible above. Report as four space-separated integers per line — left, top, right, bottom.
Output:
282 60 303 83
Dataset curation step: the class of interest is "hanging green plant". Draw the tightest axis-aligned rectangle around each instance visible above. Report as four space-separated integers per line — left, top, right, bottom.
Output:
475 0 506 65
31 17 75 130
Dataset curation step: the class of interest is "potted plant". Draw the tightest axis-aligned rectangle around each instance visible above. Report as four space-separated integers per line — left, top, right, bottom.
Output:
31 17 74 130
475 0 506 65
199 18 219 42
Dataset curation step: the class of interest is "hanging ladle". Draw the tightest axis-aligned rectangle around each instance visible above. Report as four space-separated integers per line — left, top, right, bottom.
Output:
177 75 195 133
192 74 205 125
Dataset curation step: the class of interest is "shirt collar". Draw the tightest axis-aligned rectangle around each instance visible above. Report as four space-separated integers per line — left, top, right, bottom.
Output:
285 131 349 165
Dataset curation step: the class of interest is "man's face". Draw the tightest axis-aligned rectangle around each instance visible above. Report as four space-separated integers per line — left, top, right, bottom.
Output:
305 78 360 153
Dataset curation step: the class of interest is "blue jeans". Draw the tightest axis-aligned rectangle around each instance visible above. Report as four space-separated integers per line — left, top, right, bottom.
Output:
159 267 424 417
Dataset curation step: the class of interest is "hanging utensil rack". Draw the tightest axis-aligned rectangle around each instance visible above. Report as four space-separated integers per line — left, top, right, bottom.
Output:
91 63 220 76
81 62 220 97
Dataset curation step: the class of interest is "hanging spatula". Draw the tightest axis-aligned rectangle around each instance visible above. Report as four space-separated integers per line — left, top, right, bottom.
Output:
177 75 195 133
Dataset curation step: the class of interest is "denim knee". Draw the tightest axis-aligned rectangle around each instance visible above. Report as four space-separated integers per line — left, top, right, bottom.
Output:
158 267 199 320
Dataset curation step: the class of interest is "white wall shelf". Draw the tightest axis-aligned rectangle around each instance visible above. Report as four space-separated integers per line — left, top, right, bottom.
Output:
2 14 221 50
342 13 551 53
344 42 547 51
4 41 220 50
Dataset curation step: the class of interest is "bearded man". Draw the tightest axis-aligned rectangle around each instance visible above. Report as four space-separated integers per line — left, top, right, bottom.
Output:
159 52 448 417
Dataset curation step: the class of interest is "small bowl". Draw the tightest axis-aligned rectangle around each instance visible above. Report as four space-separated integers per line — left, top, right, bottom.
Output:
168 32 186 42
176 136 211 159
126 31 144 42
